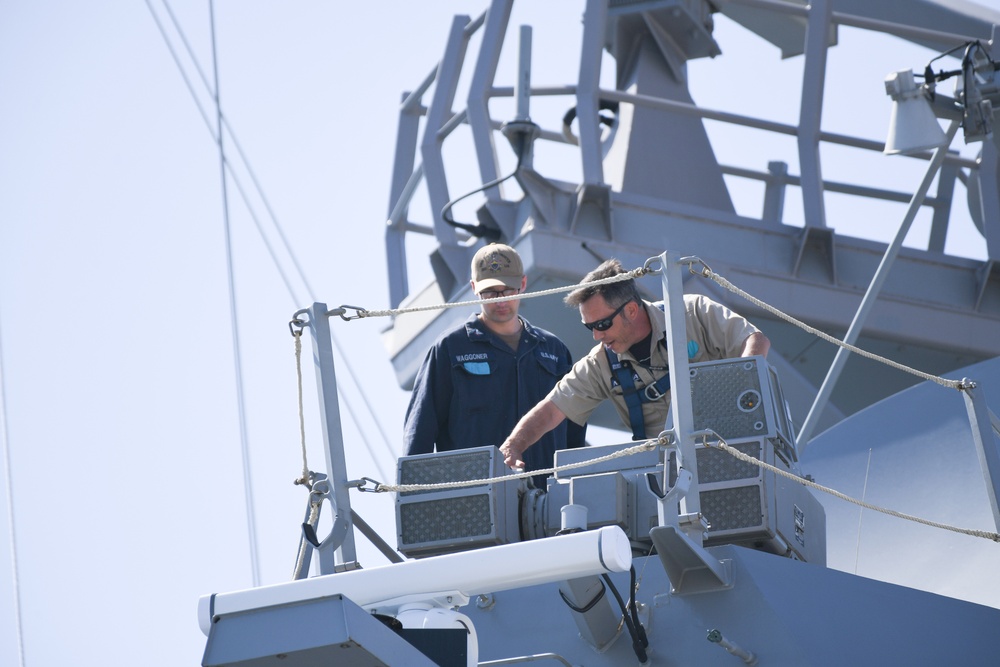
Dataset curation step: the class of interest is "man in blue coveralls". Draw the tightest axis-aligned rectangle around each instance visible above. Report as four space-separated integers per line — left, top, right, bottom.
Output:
404 243 586 486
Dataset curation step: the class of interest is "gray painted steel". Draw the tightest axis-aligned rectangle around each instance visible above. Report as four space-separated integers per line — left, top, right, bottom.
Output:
202 2 1000 665
381 0 1000 435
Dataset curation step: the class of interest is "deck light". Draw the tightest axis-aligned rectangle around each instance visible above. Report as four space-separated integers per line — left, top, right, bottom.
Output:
884 70 947 155
885 41 1000 154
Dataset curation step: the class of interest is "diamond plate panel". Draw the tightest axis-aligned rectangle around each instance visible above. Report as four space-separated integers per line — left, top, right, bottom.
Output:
701 485 763 532
399 494 494 545
691 359 769 439
696 441 761 483
399 450 494 496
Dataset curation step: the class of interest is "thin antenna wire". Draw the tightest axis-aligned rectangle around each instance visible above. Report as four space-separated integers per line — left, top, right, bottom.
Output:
157 0 316 301
854 448 874 574
143 0 303 305
209 0 260 588
0 305 25 667
147 0 399 471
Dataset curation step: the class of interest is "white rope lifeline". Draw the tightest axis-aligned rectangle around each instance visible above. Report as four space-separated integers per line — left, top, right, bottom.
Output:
691 261 965 391
373 440 659 493
292 329 312 488
343 267 649 320
705 436 1000 543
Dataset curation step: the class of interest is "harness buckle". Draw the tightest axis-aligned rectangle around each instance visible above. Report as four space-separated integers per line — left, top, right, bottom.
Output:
644 383 666 400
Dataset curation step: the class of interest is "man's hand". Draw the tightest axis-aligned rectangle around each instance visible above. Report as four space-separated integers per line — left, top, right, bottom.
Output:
499 439 526 470
497 398 569 471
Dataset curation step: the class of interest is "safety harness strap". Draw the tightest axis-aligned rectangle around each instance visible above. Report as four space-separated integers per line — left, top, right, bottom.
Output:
605 345 670 441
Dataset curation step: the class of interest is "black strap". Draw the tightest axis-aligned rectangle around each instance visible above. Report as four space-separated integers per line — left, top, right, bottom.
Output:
606 346 670 441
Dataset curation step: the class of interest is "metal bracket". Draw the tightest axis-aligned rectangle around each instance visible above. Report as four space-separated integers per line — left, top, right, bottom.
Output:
649 525 733 595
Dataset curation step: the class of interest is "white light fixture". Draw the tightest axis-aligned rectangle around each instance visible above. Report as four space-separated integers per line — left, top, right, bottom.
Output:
884 70 948 155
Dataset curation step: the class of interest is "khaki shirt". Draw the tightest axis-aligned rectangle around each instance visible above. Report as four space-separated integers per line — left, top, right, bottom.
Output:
548 296 760 436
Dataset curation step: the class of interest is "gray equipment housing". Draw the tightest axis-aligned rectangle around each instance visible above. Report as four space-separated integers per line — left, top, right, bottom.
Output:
395 356 826 564
396 446 523 558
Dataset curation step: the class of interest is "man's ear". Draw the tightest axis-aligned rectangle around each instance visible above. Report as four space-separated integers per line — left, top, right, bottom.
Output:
520 275 527 291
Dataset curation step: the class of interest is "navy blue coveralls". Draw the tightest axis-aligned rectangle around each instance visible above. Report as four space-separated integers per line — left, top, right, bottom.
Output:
404 314 586 486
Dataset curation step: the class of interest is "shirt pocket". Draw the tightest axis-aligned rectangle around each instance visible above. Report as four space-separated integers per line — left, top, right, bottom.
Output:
460 360 491 375
531 351 563 381
452 358 497 414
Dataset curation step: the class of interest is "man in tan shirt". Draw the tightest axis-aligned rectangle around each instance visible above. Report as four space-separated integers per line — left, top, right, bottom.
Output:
499 258 770 470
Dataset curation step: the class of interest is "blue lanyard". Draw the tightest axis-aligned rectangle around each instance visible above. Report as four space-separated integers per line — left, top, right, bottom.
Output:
605 344 670 440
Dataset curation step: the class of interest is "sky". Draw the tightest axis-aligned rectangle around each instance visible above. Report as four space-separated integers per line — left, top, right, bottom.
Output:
0 1 996 665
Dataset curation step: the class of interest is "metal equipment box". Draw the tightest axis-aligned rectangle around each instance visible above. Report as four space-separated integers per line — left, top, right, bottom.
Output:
696 436 824 563
543 358 825 564
544 439 824 564
395 446 523 558
689 355 797 461
544 443 661 543
697 438 772 540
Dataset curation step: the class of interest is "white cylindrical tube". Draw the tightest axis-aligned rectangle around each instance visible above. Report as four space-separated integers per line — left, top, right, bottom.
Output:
201 526 632 635
516 25 532 121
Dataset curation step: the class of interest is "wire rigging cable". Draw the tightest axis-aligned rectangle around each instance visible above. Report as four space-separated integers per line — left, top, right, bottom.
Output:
0 302 26 667
144 0 308 306
145 0 398 484
208 0 261 589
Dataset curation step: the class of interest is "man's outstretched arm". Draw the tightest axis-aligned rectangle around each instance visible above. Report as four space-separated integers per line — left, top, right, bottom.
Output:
499 398 569 469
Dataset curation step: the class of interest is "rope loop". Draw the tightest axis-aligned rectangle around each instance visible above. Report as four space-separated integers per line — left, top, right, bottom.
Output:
292 324 311 488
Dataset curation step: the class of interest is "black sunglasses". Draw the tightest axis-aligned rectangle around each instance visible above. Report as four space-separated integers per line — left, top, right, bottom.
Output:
583 300 631 332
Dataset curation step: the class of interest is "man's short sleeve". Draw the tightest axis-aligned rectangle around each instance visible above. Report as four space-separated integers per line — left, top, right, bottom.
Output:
547 348 608 426
686 295 759 361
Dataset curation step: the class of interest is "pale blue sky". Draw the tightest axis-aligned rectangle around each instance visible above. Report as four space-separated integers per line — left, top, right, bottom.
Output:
0 2 989 665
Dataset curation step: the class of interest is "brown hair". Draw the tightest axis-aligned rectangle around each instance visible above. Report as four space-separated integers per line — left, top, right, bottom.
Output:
564 258 641 308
